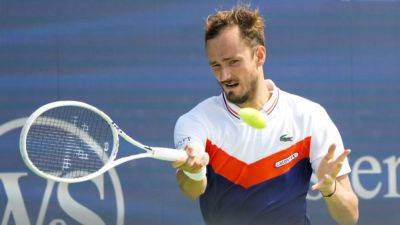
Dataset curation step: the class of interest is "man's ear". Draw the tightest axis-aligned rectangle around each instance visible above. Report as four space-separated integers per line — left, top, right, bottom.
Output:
255 45 267 66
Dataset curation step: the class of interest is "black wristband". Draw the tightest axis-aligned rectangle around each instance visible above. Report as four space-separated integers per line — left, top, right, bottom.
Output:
322 179 337 198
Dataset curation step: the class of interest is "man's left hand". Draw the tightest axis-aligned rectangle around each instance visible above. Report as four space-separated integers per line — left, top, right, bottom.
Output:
312 144 351 196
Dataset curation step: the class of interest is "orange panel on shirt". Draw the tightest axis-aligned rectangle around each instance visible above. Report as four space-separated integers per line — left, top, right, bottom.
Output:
206 136 311 188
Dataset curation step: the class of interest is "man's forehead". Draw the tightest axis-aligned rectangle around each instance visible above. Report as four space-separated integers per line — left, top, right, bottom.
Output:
207 49 241 65
206 43 251 64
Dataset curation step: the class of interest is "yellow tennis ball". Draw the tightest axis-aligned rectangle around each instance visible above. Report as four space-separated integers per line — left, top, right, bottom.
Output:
238 108 266 129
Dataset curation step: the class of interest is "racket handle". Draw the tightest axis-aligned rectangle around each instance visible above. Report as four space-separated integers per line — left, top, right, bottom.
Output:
152 147 188 161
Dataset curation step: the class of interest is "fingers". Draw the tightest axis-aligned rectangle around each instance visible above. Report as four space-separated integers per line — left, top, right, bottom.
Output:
171 145 198 168
312 174 334 191
324 144 336 161
314 145 351 194
336 149 351 164
311 182 320 191
171 155 188 168
187 150 209 172
173 144 209 173
331 149 351 178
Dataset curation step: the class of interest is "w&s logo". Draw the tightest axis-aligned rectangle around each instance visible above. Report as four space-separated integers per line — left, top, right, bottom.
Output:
0 118 125 225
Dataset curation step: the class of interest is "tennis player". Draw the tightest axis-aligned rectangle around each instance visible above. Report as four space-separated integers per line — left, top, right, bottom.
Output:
172 5 359 225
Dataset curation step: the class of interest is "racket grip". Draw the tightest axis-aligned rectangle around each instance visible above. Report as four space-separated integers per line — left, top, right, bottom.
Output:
152 147 188 161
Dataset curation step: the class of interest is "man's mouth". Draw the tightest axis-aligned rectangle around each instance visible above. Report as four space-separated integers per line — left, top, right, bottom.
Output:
223 82 239 90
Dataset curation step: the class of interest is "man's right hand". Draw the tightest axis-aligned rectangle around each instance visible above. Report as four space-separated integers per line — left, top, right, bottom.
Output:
172 143 209 173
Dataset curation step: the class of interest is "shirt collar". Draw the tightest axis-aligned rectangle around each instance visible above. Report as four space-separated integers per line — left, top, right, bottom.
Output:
222 79 280 119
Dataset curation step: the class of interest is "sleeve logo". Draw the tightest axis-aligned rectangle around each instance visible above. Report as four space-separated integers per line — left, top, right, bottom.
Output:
175 136 192 149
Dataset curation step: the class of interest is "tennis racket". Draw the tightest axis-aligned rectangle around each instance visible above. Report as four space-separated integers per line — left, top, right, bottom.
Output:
19 101 187 183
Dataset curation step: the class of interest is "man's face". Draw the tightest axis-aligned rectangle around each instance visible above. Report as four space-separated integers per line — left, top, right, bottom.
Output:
206 26 260 105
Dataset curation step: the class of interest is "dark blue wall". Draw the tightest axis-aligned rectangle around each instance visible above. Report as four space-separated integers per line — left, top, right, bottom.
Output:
1 1 399 224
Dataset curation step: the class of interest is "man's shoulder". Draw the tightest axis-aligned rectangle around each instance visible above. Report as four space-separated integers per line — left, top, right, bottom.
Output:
280 90 327 116
193 95 222 112
177 95 223 122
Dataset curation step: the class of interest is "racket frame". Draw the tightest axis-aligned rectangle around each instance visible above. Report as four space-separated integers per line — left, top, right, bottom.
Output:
20 101 185 183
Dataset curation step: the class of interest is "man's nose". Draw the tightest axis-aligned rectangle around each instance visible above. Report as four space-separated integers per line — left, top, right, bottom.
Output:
219 67 232 82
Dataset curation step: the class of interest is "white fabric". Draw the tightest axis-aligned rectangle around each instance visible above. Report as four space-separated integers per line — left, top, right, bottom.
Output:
174 79 351 176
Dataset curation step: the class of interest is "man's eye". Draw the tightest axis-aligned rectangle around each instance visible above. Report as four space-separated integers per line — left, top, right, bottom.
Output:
211 64 221 69
229 60 239 65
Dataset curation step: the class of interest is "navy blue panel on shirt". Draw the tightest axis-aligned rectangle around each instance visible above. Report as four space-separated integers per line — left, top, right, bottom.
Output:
200 158 312 225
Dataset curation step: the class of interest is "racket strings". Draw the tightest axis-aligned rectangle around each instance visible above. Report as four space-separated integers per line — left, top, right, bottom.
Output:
26 106 114 179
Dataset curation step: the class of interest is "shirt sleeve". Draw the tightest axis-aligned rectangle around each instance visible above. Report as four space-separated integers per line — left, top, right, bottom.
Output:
174 114 207 151
309 105 351 177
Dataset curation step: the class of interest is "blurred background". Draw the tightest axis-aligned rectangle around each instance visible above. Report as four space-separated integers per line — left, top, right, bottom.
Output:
1 1 399 224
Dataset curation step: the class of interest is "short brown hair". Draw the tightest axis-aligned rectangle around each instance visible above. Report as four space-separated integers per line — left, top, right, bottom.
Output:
205 5 265 48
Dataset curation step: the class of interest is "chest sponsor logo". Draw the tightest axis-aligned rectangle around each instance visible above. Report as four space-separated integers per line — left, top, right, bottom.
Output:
275 152 299 168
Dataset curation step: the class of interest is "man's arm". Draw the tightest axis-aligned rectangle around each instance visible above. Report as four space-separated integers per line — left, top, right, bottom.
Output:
176 169 207 199
312 144 359 225
322 175 359 225
172 144 209 200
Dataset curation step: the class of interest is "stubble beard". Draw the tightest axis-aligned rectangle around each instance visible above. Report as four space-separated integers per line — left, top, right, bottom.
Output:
223 77 258 105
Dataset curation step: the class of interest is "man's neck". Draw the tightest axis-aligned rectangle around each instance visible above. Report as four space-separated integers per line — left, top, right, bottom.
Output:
238 77 271 110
